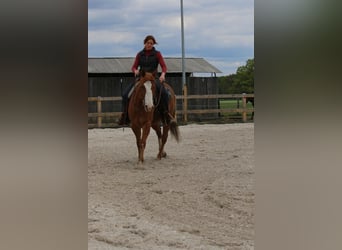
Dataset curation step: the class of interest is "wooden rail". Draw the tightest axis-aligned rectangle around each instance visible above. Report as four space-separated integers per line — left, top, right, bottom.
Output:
88 94 254 128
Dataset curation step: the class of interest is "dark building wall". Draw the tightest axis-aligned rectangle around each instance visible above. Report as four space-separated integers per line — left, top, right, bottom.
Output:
187 77 219 120
88 74 135 114
88 73 187 113
88 73 135 97
88 73 218 122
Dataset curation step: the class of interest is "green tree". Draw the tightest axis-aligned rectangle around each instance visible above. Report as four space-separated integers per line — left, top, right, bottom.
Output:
218 58 254 94
218 74 234 94
232 58 254 93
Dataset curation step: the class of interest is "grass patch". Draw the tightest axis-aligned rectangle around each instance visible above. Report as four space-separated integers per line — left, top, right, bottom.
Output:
219 99 254 120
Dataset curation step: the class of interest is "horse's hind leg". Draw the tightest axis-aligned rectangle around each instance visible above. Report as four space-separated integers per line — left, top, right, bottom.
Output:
152 122 165 159
158 138 167 159
157 126 169 159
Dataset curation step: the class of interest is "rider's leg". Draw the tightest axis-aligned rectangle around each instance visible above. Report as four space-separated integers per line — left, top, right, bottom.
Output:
161 88 171 124
118 82 134 125
155 79 172 124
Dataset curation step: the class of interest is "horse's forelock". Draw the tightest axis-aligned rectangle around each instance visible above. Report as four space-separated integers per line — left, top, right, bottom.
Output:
142 72 154 81
140 74 155 88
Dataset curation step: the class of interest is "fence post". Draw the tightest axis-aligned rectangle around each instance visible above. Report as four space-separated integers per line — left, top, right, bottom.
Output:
242 93 247 122
97 96 102 128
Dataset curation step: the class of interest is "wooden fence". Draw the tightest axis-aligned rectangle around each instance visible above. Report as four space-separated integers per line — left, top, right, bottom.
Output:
88 94 254 128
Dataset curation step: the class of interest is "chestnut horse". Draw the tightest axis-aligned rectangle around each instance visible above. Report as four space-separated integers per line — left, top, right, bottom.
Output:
128 71 180 163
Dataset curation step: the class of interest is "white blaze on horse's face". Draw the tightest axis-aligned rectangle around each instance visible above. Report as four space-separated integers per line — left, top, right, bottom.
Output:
144 81 154 112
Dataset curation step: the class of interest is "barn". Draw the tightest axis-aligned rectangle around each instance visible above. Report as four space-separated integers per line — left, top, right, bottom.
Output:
88 57 222 126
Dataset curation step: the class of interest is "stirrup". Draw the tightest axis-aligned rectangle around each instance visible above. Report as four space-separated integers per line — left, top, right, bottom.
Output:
118 113 128 126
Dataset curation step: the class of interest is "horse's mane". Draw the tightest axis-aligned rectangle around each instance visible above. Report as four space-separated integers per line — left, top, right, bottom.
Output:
139 70 155 82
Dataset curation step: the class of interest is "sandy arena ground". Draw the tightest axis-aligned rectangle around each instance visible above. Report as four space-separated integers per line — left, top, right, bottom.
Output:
88 123 254 250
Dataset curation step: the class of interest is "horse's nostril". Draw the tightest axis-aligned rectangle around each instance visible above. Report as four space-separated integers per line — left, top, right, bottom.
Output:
145 105 152 112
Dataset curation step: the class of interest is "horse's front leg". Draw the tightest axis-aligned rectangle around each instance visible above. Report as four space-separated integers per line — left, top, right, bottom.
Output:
139 123 152 163
132 126 143 163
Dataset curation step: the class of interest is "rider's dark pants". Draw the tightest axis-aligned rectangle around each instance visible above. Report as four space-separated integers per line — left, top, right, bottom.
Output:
155 79 169 113
121 82 134 112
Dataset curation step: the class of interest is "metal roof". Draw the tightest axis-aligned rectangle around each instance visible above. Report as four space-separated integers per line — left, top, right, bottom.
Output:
88 57 222 74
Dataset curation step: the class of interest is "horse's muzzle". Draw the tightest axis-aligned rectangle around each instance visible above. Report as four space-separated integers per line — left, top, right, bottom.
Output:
144 104 154 112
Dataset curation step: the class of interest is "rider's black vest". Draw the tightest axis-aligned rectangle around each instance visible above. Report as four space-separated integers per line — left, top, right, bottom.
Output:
138 48 159 75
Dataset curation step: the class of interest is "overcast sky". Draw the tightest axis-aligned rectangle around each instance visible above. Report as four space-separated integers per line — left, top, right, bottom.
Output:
88 0 254 76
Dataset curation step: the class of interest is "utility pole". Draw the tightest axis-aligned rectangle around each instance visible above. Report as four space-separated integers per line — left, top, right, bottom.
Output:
180 0 187 122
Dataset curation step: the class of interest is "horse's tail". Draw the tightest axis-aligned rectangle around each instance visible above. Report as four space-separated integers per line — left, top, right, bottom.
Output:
169 120 180 143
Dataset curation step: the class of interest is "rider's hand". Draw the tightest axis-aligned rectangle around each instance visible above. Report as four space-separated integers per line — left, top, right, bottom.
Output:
159 72 166 82
134 69 140 77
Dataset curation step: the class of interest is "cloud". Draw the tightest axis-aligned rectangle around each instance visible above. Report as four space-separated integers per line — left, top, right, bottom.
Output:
89 30 127 43
88 0 254 75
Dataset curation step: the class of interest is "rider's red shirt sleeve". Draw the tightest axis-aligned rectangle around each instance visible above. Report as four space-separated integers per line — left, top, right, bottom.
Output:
131 53 140 73
157 52 167 73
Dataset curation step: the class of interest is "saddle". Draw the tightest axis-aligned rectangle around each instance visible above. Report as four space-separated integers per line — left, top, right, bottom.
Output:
127 80 140 99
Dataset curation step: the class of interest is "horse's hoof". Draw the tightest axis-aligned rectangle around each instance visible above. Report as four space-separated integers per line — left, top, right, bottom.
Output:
135 161 145 169
170 119 177 126
157 152 167 159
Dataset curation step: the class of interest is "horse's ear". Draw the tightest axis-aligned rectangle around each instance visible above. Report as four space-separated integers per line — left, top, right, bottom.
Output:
140 69 146 77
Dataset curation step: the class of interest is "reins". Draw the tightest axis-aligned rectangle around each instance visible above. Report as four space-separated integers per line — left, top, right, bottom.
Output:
154 80 163 108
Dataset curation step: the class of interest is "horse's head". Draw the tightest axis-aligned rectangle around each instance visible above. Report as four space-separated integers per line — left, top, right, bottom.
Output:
139 72 156 112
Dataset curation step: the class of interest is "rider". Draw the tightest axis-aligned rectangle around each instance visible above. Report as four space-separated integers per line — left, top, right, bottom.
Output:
118 35 171 126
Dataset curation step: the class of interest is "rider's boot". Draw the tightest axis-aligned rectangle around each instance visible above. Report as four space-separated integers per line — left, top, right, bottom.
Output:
118 107 129 126
118 113 126 126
